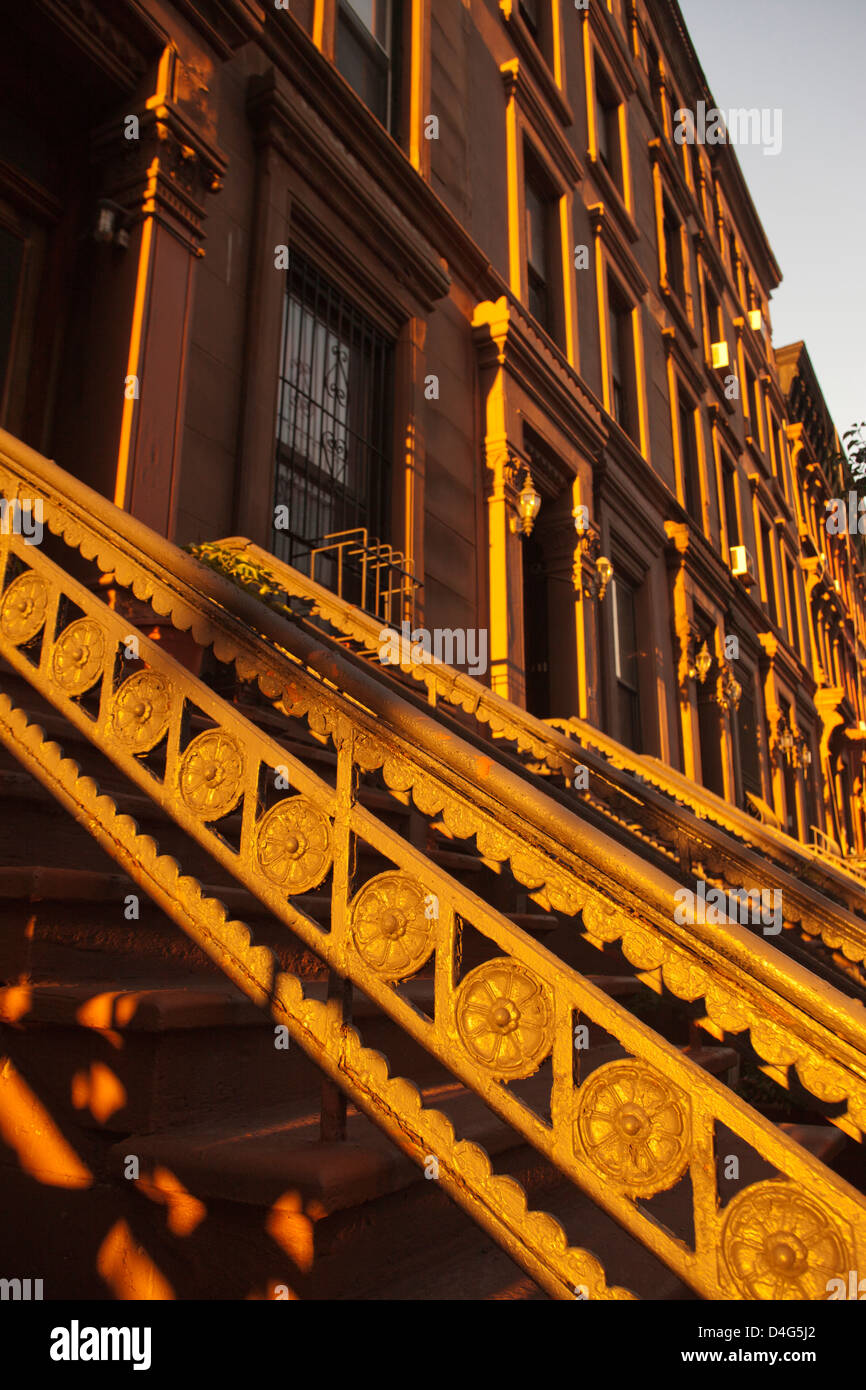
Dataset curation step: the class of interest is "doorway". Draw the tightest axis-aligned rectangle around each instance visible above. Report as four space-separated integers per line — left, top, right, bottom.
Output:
521 530 551 718
695 618 725 798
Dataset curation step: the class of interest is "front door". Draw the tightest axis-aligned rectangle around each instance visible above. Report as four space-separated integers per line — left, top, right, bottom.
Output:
522 531 551 718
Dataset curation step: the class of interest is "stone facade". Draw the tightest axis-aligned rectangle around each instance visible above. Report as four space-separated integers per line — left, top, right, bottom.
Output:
0 0 863 854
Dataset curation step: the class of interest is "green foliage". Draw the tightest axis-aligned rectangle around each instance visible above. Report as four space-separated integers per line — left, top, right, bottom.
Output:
186 542 290 613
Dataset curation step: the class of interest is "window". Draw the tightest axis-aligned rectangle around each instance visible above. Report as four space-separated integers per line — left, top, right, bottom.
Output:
607 277 634 440
784 555 801 655
611 574 641 751
680 132 692 190
699 159 712 225
760 519 779 625
736 668 763 802
704 278 723 354
777 423 790 500
273 250 394 586
732 238 745 305
678 396 702 524
336 0 398 131
662 199 685 302
647 40 663 118
723 458 740 548
519 0 541 41
767 410 780 477
745 363 759 439
594 65 622 193
752 375 765 449
524 160 553 334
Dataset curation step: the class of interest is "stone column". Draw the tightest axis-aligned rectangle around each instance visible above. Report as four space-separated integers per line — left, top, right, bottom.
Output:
85 48 226 538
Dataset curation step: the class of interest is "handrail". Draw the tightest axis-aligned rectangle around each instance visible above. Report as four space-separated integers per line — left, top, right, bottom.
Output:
2 428 866 1298
3 433 866 1088
3 432 866 1088
194 537 866 982
0 693 626 1301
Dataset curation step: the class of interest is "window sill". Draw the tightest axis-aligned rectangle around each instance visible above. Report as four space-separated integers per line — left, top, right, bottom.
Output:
745 435 770 477
703 358 738 415
660 281 698 348
587 154 638 242
605 409 647 469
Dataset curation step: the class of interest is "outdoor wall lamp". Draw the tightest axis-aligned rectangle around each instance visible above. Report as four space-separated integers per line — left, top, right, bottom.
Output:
571 510 611 600
595 554 613 601
93 199 130 249
516 468 542 536
688 640 712 684
777 723 795 765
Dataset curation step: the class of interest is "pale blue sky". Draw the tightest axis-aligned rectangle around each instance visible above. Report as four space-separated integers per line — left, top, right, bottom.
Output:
678 0 865 447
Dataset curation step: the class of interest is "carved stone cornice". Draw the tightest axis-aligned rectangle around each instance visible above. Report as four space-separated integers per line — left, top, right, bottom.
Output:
664 519 732 605
92 101 227 247
173 0 265 58
582 0 637 100
497 6 575 132
257 13 495 304
501 60 583 186
472 295 606 463
588 204 649 301
246 69 450 318
648 136 692 225
34 0 156 90
481 440 526 507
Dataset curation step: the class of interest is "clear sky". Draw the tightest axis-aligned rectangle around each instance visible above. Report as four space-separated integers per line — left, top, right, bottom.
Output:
678 0 865 447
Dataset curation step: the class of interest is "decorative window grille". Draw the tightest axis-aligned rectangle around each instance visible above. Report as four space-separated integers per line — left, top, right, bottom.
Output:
273 251 394 597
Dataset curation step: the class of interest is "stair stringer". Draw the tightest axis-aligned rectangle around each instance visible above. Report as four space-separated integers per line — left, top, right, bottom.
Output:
1 533 866 1298
0 693 630 1302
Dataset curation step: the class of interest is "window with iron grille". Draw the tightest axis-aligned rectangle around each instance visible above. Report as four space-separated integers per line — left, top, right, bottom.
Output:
273 251 394 584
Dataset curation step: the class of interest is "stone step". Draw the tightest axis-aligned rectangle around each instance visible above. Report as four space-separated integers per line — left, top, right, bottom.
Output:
94 1026 831 1302
0 864 331 982
99 1091 688 1300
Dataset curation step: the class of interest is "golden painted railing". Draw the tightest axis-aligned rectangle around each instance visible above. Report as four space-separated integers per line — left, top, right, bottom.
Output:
1 430 866 1299
196 538 866 988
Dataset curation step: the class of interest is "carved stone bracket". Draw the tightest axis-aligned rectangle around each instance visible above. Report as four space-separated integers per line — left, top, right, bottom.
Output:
92 100 227 250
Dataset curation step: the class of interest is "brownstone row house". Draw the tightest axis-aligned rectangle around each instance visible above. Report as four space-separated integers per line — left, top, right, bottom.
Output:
2 0 861 857
3 0 866 1303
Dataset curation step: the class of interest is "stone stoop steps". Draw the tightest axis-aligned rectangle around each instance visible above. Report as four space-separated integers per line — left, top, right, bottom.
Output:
0 664 853 1300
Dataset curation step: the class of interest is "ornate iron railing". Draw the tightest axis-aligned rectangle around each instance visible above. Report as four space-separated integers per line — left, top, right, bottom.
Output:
2 429 866 1299
193 536 866 992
